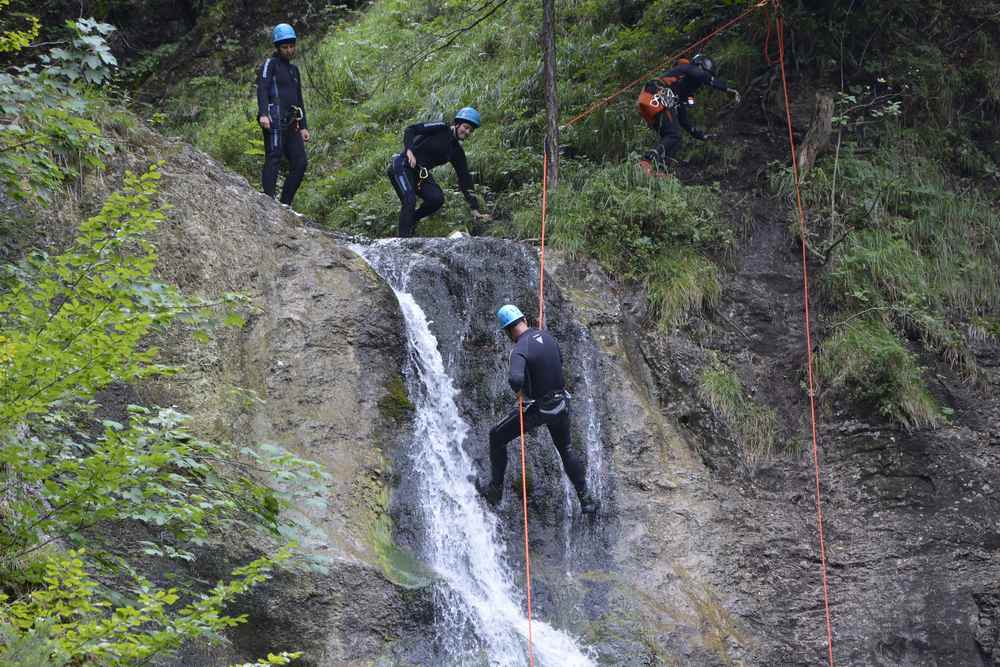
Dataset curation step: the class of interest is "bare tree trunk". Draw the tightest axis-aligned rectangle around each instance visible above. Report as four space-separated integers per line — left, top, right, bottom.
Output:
541 0 559 188
798 92 834 175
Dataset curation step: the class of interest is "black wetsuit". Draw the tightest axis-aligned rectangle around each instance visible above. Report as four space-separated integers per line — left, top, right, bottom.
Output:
644 63 730 167
488 327 587 498
257 54 308 206
386 121 480 238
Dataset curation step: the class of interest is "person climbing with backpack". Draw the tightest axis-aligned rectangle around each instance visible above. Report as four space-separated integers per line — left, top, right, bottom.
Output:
637 53 741 177
386 107 492 238
474 305 598 515
257 23 309 209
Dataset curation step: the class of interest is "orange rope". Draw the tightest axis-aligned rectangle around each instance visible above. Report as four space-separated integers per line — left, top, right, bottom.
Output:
775 8 836 666
517 395 535 666
561 0 769 129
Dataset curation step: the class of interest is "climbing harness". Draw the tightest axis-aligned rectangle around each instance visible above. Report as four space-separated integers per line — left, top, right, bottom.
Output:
282 105 304 131
652 87 679 110
638 85 679 125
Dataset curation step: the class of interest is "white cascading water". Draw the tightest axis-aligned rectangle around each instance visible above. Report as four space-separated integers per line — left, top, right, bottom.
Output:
357 242 595 667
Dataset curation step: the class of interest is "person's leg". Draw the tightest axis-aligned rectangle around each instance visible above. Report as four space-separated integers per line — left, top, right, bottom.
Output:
387 154 418 237
649 110 682 169
486 408 520 499
279 128 307 206
261 128 283 197
414 176 444 222
483 406 546 503
544 409 587 498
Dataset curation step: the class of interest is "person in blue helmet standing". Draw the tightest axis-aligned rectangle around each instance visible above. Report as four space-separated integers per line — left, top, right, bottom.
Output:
474 304 598 515
386 107 492 238
257 23 310 208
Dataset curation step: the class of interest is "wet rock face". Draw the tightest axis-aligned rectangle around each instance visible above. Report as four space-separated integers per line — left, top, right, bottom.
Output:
357 239 741 664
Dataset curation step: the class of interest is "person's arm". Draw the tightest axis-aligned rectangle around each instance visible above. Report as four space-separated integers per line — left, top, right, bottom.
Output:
508 349 527 395
403 121 447 152
689 63 741 101
294 64 307 130
451 146 481 212
257 59 273 127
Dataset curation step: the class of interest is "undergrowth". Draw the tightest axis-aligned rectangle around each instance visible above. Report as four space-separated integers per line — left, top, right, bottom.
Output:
773 128 998 427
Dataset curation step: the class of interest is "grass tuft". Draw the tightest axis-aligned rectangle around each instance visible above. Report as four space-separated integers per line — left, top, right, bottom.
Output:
817 318 941 430
698 357 779 470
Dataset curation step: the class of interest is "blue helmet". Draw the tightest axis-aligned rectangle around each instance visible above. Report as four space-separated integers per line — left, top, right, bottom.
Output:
272 23 297 45
496 304 525 330
455 106 481 128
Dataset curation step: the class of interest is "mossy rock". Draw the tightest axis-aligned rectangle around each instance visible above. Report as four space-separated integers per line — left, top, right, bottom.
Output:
378 375 414 422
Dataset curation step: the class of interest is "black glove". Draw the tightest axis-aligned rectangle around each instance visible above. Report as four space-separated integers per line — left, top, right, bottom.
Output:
644 80 661 94
690 128 708 141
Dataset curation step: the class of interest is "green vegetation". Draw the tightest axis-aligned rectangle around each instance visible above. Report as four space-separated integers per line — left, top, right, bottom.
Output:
514 163 730 327
698 357 779 469
0 164 323 662
157 0 755 329
0 22 322 662
378 374 415 423
0 0 40 53
0 18 119 207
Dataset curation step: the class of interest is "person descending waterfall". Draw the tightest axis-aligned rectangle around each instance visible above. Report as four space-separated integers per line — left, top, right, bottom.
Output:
637 53 741 177
257 23 310 209
475 305 598 515
386 108 492 238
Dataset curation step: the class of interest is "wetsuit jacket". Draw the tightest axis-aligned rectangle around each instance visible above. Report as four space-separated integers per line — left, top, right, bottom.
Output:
402 121 480 211
651 63 730 134
257 55 308 129
508 327 565 401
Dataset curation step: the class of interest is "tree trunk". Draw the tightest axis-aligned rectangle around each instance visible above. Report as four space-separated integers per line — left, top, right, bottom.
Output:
541 0 559 188
798 92 834 175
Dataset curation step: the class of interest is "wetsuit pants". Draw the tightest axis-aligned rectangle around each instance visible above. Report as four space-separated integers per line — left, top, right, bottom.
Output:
488 399 587 497
644 109 682 168
386 154 445 238
262 125 307 206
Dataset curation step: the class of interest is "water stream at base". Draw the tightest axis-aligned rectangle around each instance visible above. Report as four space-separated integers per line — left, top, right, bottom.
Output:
356 241 595 667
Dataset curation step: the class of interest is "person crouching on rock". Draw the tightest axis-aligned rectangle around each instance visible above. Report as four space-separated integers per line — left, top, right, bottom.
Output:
386 107 492 238
637 53 741 177
257 23 310 209
474 305 598 515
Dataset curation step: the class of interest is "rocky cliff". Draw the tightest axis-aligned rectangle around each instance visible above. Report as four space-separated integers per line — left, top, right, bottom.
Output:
65 126 1000 665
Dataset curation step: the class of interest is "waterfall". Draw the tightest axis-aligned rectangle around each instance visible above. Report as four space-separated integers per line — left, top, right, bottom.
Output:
355 240 595 667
